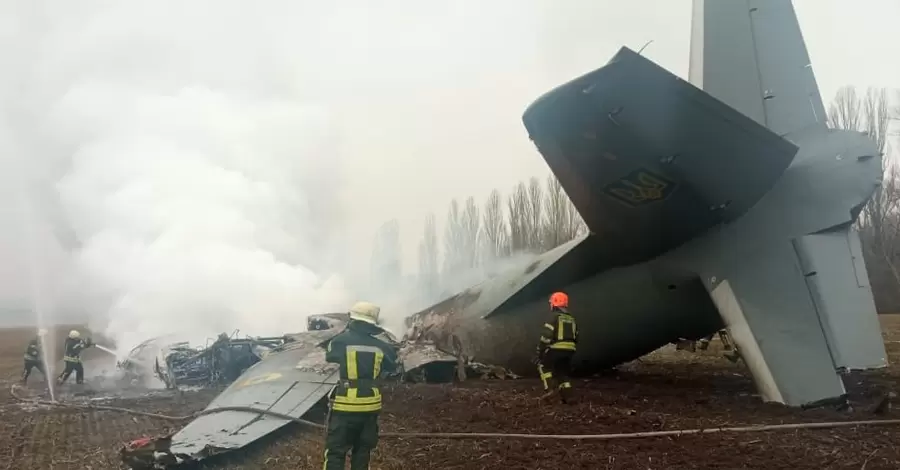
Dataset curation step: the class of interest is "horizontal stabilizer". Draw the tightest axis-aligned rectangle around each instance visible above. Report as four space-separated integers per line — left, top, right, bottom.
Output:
523 47 797 267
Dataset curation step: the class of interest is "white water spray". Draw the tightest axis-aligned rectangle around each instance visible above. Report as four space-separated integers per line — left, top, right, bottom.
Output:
94 344 117 357
16 195 57 401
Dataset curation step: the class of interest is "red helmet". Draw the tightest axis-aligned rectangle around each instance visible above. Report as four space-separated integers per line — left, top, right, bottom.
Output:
549 292 569 309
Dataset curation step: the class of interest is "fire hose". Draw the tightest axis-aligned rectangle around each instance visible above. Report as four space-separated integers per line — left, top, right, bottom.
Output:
10 384 900 441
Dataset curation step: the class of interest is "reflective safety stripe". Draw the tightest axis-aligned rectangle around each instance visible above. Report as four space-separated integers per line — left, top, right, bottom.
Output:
333 389 382 412
347 350 358 380
334 395 381 405
543 323 554 331
537 364 553 390
559 381 572 389
557 315 575 341
549 341 576 351
63 355 81 363
332 402 382 412
373 350 384 377
539 337 551 344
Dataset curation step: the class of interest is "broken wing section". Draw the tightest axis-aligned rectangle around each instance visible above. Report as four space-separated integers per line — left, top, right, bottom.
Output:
168 330 339 459
523 47 798 267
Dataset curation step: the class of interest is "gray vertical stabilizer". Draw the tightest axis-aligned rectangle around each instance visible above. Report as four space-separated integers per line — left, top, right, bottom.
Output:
690 0 827 136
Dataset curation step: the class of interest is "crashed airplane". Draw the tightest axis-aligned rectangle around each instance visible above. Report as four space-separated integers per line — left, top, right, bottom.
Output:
409 0 887 407
123 0 888 466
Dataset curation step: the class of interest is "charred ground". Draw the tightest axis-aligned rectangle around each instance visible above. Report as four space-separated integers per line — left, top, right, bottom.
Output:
1 318 899 469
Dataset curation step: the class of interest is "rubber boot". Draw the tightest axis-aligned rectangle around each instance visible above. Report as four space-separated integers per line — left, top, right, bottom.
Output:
559 383 573 404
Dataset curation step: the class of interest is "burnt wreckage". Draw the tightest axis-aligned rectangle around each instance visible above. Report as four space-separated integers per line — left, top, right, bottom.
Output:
121 312 464 468
118 333 293 389
123 0 889 467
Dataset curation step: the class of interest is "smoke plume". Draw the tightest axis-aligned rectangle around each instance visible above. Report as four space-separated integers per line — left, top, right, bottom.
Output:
0 0 613 352
1 1 362 351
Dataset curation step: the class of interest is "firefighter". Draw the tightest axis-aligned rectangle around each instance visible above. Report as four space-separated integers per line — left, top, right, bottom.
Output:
22 329 48 384
323 301 398 470
57 329 93 385
536 291 578 403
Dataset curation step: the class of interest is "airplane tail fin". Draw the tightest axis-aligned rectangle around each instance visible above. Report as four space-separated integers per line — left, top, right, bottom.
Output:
689 0 827 136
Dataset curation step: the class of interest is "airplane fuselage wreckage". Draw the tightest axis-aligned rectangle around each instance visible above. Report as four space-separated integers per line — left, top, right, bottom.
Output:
122 0 887 467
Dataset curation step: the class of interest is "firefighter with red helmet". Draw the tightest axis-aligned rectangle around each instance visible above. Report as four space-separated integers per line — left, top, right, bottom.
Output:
536 291 578 403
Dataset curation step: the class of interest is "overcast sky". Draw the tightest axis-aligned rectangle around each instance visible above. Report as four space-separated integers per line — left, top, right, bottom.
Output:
341 0 900 269
0 0 897 326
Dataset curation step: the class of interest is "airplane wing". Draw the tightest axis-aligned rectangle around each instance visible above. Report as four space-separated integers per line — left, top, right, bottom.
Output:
167 329 339 459
522 47 798 268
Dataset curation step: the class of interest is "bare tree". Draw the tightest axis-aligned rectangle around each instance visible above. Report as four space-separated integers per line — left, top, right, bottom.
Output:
481 189 509 261
460 196 481 269
828 86 862 131
417 212 439 300
370 219 401 295
526 177 544 250
543 174 585 249
442 199 466 278
507 182 530 253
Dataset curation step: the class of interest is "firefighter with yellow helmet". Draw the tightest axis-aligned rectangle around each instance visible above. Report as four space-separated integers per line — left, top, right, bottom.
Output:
323 301 398 470
57 329 93 385
536 291 578 403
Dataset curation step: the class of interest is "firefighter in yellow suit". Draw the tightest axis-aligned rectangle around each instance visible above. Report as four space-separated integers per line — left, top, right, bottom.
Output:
537 291 578 404
323 301 398 470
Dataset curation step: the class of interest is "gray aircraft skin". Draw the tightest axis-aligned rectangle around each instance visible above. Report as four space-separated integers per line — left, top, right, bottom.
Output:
408 0 887 407
135 0 887 465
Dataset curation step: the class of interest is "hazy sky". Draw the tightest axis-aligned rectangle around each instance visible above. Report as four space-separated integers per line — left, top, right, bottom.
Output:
339 0 900 267
0 0 897 335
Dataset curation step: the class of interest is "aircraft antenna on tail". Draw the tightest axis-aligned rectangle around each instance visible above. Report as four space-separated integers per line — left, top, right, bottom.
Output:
636 39 654 55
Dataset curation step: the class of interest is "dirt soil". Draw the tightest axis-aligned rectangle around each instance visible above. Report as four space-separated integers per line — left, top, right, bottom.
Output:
1 319 899 469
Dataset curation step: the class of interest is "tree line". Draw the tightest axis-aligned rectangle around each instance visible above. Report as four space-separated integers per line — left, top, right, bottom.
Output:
369 175 587 308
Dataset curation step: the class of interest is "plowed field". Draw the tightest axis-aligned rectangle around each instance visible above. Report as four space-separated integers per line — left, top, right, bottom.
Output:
1 318 899 469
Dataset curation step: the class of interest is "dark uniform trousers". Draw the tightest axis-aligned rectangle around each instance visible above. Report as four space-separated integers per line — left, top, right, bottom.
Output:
324 411 380 470
23 359 45 383
59 337 88 385
58 359 84 384
539 349 574 391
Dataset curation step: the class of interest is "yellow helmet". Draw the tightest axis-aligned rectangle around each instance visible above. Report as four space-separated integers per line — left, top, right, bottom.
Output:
348 301 381 325
69 330 81 339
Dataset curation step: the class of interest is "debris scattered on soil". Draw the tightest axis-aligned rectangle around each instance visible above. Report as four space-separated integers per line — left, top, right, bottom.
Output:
1 318 899 469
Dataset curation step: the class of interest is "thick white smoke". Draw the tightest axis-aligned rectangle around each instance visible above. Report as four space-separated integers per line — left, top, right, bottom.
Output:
55 85 351 350
2 0 691 353
2 1 361 351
